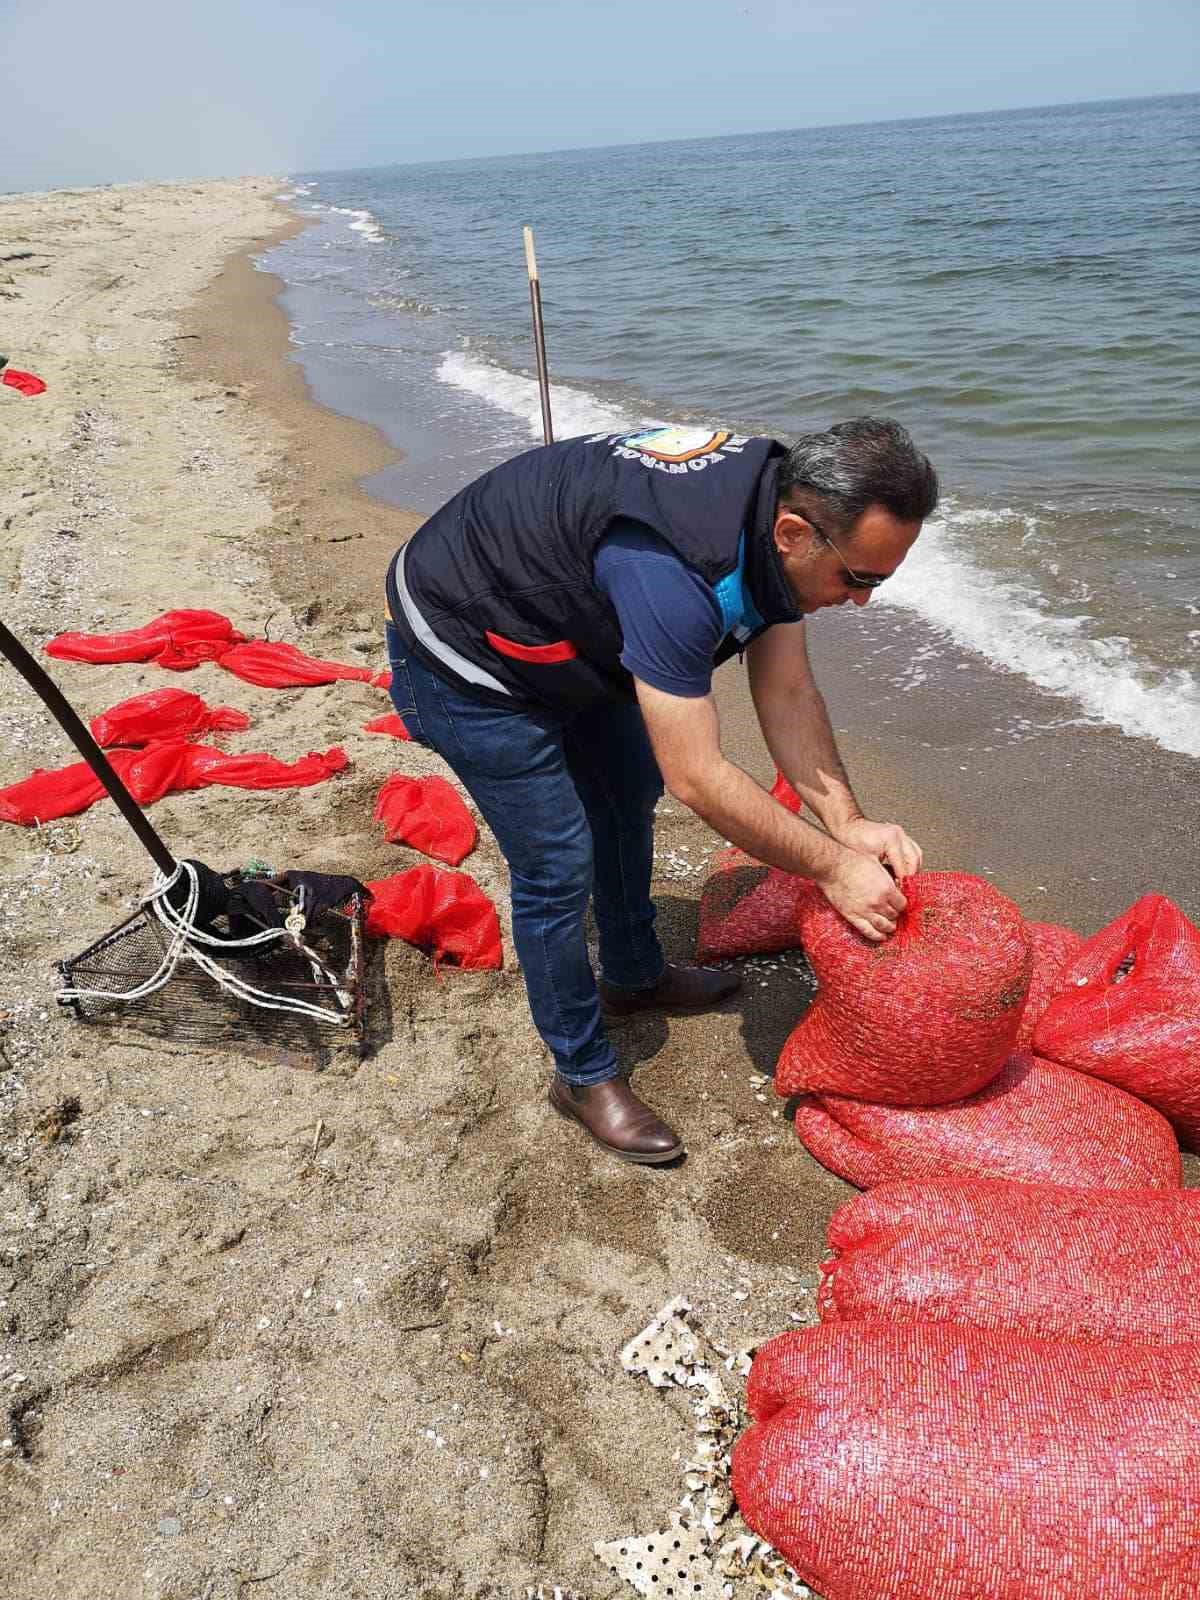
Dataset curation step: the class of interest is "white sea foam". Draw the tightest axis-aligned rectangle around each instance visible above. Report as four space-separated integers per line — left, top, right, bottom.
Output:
328 205 384 242
437 348 644 439
881 508 1200 758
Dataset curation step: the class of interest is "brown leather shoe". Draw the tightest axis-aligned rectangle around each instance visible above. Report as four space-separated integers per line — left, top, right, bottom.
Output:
599 962 742 1017
549 1076 684 1164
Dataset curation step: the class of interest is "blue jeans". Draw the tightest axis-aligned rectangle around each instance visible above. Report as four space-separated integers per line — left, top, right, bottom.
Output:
385 624 666 1086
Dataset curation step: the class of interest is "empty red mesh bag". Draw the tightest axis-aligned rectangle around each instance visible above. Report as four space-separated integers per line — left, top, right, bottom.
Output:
733 1322 1200 1600
89 688 250 747
374 773 477 866
1033 894 1200 1149
695 770 818 962
820 1177 1200 1342
363 712 410 740
46 609 245 670
216 640 374 687
0 742 347 824
1016 920 1085 1047
365 867 501 969
776 871 1030 1105
2 367 47 397
794 1050 1180 1191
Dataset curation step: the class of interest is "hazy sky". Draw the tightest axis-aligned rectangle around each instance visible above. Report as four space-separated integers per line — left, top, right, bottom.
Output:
3 0 1196 190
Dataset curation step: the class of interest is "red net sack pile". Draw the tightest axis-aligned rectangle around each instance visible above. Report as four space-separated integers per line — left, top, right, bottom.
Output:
365 867 501 969
89 688 250 747
793 1050 1181 1191
733 1322 1200 1600
374 773 477 867
776 872 1031 1105
820 1176 1200 1342
216 640 375 688
1016 920 1085 1048
1033 894 1200 1149
695 770 819 962
46 609 245 670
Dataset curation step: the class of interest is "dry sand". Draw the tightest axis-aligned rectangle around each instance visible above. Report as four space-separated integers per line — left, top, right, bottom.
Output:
0 181 832 1600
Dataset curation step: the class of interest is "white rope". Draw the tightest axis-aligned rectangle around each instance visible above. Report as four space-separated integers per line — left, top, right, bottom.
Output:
57 861 354 1026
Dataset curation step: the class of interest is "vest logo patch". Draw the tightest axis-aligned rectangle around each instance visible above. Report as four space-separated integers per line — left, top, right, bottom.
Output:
588 426 750 475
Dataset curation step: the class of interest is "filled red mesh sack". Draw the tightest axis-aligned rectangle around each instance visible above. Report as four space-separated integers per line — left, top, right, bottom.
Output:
734 1322 1200 1600
46 609 246 670
1033 894 1200 1149
363 712 410 740
695 769 818 962
89 687 250 747
216 640 375 687
776 871 1030 1105
0 742 347 824
365 867 501 969
374 773 477 866
820 1177 1200 1342
1016 919 1085 1047
793 1050 1181 1191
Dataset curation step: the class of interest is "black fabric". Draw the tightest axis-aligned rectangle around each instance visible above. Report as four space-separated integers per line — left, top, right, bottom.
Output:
225 871 370 940
387 428 798 713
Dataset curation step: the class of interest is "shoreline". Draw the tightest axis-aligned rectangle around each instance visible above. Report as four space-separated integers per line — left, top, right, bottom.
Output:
196 207 1198 938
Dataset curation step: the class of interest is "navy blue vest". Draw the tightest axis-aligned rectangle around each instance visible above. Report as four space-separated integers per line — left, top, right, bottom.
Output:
387 426 799 713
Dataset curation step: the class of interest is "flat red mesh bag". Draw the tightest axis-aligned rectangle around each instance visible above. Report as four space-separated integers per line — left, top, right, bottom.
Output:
775 871 1030 1105
363 712 410 741
733 1322 1200 1600
1033 894 1200 1150
45 609 245 670
89 687 250 747
374 773 477 866
0 742 348 824
1016 920 1085 1047
793 1050 1181 1191
216 640 374 687
695 770 819 962
365 867 501 969
820 1176 1200 1342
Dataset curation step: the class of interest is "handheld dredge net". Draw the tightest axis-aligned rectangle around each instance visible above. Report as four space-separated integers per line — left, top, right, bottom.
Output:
56 859 367 1052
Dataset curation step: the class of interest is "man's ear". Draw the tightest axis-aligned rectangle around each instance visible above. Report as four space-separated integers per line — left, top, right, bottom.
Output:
773 507 810 555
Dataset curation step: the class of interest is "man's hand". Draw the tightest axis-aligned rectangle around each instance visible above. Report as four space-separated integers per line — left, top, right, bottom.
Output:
818 850 909 942
834 817 923 879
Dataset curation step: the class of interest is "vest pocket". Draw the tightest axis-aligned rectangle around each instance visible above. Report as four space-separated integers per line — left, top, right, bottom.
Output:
484 630 578 665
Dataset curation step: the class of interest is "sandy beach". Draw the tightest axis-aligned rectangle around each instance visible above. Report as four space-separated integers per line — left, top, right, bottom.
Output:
2 177 1196 1600
0 179 834 1600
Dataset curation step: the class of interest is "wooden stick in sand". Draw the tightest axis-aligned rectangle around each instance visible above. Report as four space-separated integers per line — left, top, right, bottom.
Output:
523 226 554 445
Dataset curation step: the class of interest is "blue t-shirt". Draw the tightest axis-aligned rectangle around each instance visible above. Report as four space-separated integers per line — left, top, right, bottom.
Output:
593 519 726 698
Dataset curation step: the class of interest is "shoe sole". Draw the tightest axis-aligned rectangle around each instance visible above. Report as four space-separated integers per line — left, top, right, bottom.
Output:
549 1096 685 1164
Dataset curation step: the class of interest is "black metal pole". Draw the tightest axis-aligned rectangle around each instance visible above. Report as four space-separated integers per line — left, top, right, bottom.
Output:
0 616 179 875
523 226 554 446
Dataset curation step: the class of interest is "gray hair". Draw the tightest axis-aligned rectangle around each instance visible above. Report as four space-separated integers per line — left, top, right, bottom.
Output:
777 417 939 528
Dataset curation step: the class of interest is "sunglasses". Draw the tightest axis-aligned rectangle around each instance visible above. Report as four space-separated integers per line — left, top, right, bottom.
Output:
804 513 892 590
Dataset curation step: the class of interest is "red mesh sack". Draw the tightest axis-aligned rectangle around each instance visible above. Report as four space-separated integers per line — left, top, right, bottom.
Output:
696 849 822 962
89 688 250 747
734 1322 1200 1600
820 1177 1200 1342
365 867 501 969
694 769 818 962
363 712 410 740
374 773 477 866
0 742 348 825
216 640 375 687
2 367 47 397
1016 920 1085 1047
793 1050 1181 1191
371 669 392 689
1033 894 1200 1149
45 609 245 670
776 871 1030 1105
